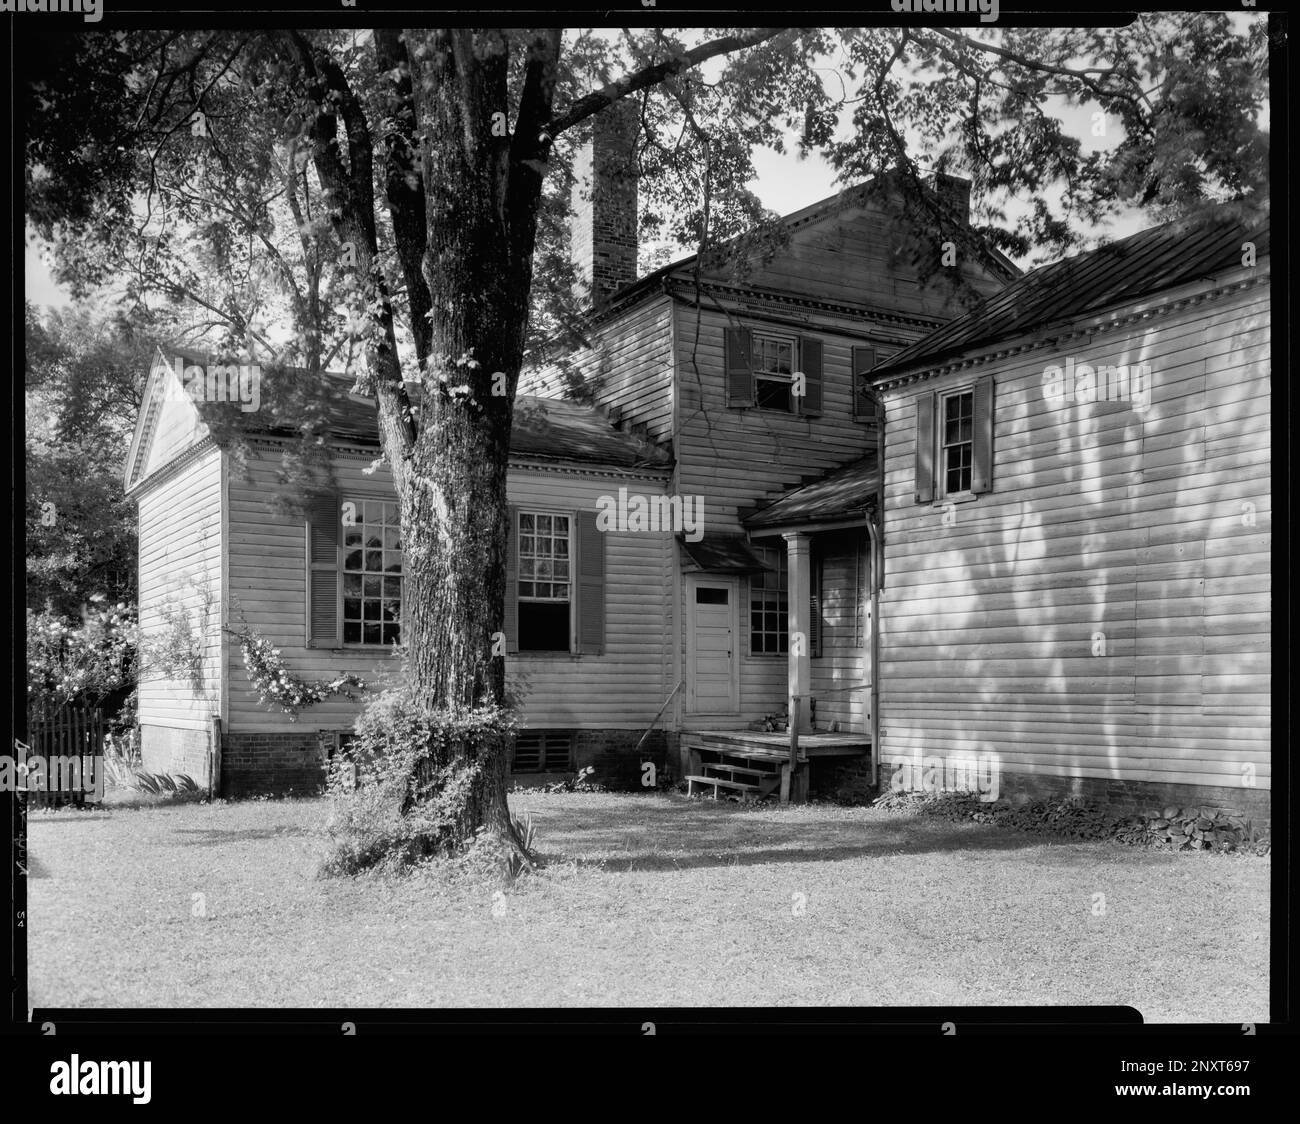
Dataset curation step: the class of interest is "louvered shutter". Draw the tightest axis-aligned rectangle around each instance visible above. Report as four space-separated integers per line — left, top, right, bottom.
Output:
971 375 995 495
574 510 605 655
809 550 822 658
306 491 341 647
504 506 519 654
797 337 823 416
852 346 878 424
725 327 754 407
914 393 935 504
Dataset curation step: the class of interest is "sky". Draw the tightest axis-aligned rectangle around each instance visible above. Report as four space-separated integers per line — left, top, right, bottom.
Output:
24 18 1264 316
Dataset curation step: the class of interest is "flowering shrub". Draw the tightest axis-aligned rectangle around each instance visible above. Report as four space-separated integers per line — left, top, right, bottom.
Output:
27 599 137 714
231 624 365 720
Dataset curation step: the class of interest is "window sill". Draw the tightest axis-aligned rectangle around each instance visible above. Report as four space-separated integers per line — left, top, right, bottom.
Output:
512 651 584 660
933 491 980 506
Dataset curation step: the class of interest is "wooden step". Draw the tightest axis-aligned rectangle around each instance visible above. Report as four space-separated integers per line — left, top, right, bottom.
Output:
701 751 782 769
702 762 774 779
685 774 762 799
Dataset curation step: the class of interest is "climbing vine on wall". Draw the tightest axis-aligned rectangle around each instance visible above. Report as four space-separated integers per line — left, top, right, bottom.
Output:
228 623 366 720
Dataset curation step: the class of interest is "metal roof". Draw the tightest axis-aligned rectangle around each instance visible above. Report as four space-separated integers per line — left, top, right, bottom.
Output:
679 534 773 574
871 203 1270 379
743 455 880 531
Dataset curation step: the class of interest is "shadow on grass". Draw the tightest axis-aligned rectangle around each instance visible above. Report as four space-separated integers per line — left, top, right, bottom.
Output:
172 826 316 846
527 794 1060 874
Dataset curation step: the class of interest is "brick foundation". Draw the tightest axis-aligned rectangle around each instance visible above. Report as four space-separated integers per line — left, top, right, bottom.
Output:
220 730 334 798
881 758 1271 829
576 728 674 790
810 755 875 804
216 727 677 799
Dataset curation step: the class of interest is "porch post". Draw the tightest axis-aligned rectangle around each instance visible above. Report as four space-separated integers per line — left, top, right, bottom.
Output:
783 531 812 734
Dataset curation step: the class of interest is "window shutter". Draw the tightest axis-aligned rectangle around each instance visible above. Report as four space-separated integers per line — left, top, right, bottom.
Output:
796 337 823 415
574 510 605 655
914 393 935 504
306 491 341 648
809 550 822 658
504 506 519 654
725 326 754 407
852 346 878 423
972 375 995 495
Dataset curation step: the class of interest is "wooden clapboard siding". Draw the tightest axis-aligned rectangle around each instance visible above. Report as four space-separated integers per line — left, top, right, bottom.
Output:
877 266 1270 791
136 445 223 729
224 447 402 732
675 306 890 534
141 363 210 478
223 443 675 733
519 295 675 442
713 198 1008 316
810 533 869 733
682 538 871 732
666 196 1012 724
506 471 676 728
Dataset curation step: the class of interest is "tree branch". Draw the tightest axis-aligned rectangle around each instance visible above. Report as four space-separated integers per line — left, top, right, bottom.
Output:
374 28 433 363
928 28 1155 133
544 27 792 140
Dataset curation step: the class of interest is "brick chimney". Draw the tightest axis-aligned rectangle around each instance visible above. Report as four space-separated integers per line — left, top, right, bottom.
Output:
569 99 639 307
927 172 971 227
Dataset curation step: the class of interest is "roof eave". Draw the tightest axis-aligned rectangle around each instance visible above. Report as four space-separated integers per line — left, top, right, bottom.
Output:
745 514 874 537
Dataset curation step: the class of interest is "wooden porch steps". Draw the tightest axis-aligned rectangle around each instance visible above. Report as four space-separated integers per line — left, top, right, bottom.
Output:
680 731 870 804
684 751 785 801
684 774 761 798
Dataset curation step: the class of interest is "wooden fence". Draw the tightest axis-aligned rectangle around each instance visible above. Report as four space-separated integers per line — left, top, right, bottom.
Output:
24 706 106 808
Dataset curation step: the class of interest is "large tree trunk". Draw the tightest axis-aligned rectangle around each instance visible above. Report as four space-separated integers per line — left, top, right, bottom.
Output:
291 28 553 859
384 29 542 857
397 398 515 851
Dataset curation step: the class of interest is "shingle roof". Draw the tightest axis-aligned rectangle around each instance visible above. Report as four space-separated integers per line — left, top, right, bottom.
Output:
154 350 670 469
510 395 671 468
871 203 1269 378
743 455 880 531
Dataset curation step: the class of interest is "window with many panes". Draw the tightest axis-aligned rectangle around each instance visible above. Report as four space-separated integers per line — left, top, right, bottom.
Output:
752 333 796 412
518 511 572 651
750 547 788 654
939 389 974 497
342 499 402 645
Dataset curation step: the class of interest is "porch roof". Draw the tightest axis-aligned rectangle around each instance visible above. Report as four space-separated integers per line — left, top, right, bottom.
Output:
678 533 772 574
742 454 879 533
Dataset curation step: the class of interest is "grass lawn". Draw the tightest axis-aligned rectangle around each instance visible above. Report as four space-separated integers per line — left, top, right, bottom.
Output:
27 791 1268 1020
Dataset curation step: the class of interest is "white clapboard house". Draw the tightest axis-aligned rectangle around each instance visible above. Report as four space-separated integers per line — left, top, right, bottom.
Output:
126 103 1268 819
